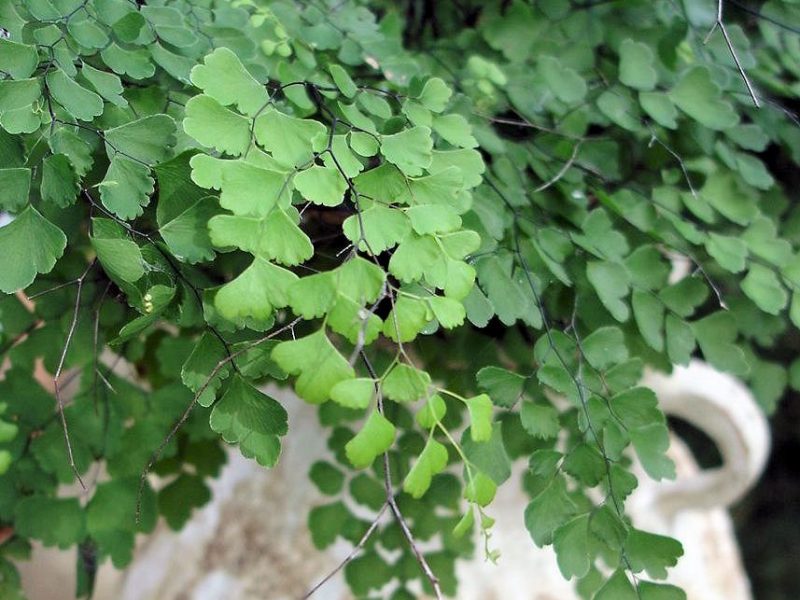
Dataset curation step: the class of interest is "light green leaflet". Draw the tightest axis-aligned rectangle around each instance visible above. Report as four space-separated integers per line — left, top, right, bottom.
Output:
272 330 355 404
191 48 268 117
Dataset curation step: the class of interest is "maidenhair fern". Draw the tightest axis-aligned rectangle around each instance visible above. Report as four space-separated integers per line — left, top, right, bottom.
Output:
0 1 798 598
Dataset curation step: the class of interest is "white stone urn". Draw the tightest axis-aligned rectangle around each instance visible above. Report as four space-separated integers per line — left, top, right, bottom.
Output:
17 360 769 600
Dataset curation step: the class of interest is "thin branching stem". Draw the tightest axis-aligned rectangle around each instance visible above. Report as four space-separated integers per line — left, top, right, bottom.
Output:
706 0 760 107
360 351 443 600
53 259 97 490
135 317 302 521
302 502 389 599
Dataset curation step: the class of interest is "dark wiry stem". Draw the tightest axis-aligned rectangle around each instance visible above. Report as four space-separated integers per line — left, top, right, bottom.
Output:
53 259 97 489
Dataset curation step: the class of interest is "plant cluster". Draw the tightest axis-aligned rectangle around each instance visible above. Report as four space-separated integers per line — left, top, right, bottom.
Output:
1 0 800 598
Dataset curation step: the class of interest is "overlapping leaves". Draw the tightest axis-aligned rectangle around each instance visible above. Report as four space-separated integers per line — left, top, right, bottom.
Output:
0 1 798 599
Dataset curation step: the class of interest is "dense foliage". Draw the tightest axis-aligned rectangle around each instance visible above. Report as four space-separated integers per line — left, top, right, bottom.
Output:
1 0 800 597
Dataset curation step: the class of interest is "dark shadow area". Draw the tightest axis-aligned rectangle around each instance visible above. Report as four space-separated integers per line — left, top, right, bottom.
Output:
734 392 800 600
667 416 724 469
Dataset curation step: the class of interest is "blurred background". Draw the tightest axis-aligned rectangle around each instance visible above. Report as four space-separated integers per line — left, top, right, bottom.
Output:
735 392 800 600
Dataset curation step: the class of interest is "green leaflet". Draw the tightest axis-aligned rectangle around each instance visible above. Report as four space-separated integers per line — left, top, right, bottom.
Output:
323 135 364 177
416 394 446 428
112 12 146 43
417 77 452 112
595 570 638 600
309 461 345 495
390 231 479 299
581 326 628 371
0 168 31 211
382 363 431 403
272 330 355 404
638 582 687 600
357 92 392 119
287 272 337 319
640 91 678 129
86 478 157 567
743 215 792 267
46 69 104 122
0 206 66 293
344 552 394 596
586 260 630 322
525 476 576 546
254 109 327 168
403 99 432 127
631 424 675 480
0 39 39 79
619 39 657 91
91 218 144 283
539 55 586 103
214 257 297 324
49 128 93 177
104 115 176 165
181 332 232 408
520 401 560 439
0 78 41 113
208 207 312 266
101 44 155 80
403 437 448 498
553 514 591 579
700 172 757 226
669 67 739 130
294 165 347 206
308 501 350 549
381 127 433 176
477 366 526 408
706 233 748 273
432 114 478 148
597 88 642 132
194 158 291 217
342 203 411 254
464 471 498 507
155 152 219 263
184 94 252 156
659 277 708 317
99 156 154 220
210 375 288 467
741 264 788 315
81 64 126 106
691 312 750 376
665 314 696 365
625 529 684 579
632 290 665 352
158 475 211 530
40 153 78 207
329 63 358 98
337 256 386 304
15 497 85 549
402 168 465 210
462 422 510 485
406 204 462 235
429 295 466 328
329 378 375 409
286 256 385 339
345 410 396 469
464 394 493 442
476 254 538 326
383 295 431 342
190 47 268 117
151 43 195 83
564 444 606 487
